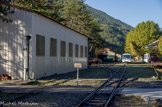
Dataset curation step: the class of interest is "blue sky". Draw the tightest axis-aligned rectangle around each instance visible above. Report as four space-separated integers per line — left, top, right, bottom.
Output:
85 0 162 28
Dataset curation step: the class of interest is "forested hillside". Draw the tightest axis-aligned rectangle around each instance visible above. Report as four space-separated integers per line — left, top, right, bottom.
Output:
2 0 133 54
86 6 133 53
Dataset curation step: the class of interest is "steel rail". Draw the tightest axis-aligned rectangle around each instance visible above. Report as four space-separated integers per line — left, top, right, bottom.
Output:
104 77 138 107
2 67 103 103
76 67 113 107
2 64 118 105
104 67 126 107
76 66 125 107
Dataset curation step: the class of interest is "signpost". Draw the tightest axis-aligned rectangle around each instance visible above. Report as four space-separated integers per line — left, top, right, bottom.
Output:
74 63 82 86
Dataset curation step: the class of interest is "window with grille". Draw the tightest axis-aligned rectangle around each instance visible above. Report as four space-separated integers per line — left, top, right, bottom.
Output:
80 46 83 57
50 38 57 57
75 44 79 57
36 34 45 56
69 43 73 57
61 41 66 57
85 46 87 57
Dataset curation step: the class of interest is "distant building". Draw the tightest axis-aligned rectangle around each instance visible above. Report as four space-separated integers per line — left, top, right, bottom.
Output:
0 3 89 79
144 36 162 63
116 54 122 61
145 39 159 49
98 48 121 62
98 48 115 56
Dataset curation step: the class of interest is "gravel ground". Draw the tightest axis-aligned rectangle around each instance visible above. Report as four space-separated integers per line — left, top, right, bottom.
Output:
24 67 112 86
2 91 162 107
113 95 162 107
125 79 162 88
59 79 106 86
39 67 112 80
0 92 88 107
125 66 161 78
1 63 162 107
124 65 162 88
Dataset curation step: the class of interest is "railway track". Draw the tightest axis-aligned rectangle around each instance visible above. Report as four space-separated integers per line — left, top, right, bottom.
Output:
1 63 116 104
76 66 127 107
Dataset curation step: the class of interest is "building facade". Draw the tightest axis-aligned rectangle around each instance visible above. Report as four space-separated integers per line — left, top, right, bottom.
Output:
0 5 88 79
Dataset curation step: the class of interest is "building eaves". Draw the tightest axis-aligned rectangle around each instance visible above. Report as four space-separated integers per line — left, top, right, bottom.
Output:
145 35 162 49
145 39 160 49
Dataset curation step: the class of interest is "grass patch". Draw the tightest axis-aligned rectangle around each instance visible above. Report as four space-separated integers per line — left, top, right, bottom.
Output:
24 68 111 86
0 80 11 82
138 78 161 82
59 79 106 86
122 95 144 102
124 65 162 88
125 66 162 78
79 68 110 79
114 95 162 106
23 79 60 86
23 63 161 86
128 63 150 66
156 68 162 73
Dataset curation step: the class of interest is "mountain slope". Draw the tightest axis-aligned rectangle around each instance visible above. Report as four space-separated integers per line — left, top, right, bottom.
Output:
86 5 133 53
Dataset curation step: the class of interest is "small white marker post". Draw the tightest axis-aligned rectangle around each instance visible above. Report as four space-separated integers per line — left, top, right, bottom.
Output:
74 63 82 86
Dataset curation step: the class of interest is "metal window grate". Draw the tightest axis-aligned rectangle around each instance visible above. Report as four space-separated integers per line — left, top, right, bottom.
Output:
69 43 73 57
85 46 87 57
75 44 79 57
50 38 57 57
36 34 45 56
80 46 83 57
61 41 66 57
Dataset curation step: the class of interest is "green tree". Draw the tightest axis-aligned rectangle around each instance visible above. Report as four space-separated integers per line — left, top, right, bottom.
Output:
61 0 107 51
61 0 90 32
0 0 14 22
129 42 140 56
13 0 64 22
125 21 161 56
125 29 134 53
1 0 107 56
157 36 162 57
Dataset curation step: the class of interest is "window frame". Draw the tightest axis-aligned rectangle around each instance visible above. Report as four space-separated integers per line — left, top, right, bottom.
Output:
80 45 83 57
69 43 73 57
50 38 57 57
85 46 87 57
75 44 79 57
36 34 45 56
60 40 66 57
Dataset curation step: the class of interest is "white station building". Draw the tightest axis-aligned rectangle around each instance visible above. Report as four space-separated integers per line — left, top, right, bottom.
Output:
0 4 89 79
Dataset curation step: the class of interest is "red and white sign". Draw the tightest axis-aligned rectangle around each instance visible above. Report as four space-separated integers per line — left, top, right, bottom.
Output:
74 63 82 68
